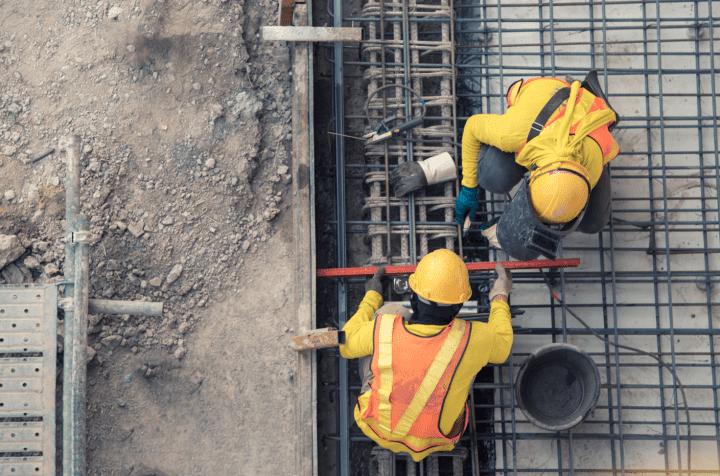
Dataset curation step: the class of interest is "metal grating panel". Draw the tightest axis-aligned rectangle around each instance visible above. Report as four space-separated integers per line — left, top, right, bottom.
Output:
0 422 44 453
0 457 44 476
0 286 58 476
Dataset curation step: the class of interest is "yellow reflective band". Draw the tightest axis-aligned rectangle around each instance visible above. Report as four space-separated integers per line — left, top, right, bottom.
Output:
376 314 395 433
603 141 620 166
391 319 467 437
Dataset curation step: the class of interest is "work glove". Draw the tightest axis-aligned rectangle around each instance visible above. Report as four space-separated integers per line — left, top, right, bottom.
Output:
390 161 426 198
489 263 513 301
391 152 457 198
455 185 479 224
481 224 502 249
365 266 386 295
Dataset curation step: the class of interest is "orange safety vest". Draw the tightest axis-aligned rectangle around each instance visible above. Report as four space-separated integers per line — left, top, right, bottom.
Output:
509 77 619 168
357 313 471 457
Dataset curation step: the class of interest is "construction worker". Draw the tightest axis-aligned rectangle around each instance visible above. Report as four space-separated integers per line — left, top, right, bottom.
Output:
339 249 513 461
453 72 620 260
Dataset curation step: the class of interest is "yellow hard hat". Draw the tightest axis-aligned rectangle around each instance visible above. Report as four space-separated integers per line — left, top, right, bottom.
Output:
529 161 591 224
408 249 472 305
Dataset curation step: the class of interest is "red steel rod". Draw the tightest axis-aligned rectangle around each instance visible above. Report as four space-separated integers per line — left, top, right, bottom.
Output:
317 258 580 278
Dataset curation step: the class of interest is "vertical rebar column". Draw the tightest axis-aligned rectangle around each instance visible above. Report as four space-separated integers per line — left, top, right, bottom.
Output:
367 2 384 265
61 135 83 476
401 0 417 265
409 0 429 259
394 6 410 263
440 0 455 254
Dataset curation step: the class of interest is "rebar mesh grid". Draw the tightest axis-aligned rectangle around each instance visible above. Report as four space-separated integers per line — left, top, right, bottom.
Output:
321 0 720 474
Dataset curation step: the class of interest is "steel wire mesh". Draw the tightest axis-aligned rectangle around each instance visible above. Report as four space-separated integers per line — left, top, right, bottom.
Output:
321 0 720 474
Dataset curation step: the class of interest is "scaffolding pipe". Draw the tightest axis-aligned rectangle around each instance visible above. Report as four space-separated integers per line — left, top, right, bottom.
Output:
69 216 89 476
61 135 82 476
87 299 163 316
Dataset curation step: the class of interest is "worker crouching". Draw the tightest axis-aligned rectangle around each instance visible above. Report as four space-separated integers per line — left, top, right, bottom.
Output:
455 72 620 260
339 249 514 461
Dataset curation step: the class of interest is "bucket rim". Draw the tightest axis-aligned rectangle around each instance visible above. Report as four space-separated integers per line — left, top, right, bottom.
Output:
515 342 601 432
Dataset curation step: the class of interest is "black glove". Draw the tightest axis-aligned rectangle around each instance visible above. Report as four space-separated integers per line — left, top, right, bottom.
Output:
390 162 427 198
365 266 386 295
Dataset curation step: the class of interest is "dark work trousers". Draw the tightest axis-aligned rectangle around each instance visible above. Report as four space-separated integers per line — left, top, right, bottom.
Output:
576 166 611 234
475 144 527 195
476 144 612 234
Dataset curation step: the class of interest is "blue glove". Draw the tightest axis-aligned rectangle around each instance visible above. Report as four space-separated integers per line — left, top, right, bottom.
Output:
455 186 479 224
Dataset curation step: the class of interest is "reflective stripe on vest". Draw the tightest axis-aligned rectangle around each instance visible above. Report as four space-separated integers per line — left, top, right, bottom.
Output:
363 314 471 450
390 318 467 437
576 96 618 164
376 315 395 432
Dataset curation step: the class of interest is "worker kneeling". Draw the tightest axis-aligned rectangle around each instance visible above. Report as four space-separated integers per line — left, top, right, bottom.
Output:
340 249 514 461
452 72 620 260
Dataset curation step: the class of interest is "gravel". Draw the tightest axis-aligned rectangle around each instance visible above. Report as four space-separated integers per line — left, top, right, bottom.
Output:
108 6 123 19
0 234 25 269
127 222 144 237
166 264 183 284
0 0 295 367
106 259 121 271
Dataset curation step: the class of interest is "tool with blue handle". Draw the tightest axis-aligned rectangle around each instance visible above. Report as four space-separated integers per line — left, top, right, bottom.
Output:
364 117 425 145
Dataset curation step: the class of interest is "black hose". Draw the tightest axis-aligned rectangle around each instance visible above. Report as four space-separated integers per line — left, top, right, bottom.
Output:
364 83 427 131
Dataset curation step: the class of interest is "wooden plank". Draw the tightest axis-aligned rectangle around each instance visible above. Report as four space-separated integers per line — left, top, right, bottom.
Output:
261 26 362 42
291 5 316 476
290 328 345 351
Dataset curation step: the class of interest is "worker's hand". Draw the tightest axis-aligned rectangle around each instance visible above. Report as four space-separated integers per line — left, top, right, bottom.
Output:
455 186 479 224
390 161 427 197
365 266 386 295
481 224 501 249
489 263 513 301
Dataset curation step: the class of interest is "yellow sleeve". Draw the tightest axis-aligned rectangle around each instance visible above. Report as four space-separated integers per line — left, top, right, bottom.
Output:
486 300 514 363
339 290 383 359
436 302 514 433
461 109 537 188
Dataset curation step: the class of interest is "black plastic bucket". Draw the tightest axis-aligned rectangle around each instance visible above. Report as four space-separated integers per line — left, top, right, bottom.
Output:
515 343 600 431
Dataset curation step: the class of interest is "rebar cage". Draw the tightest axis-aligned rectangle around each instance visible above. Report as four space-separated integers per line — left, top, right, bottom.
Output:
320 0 720 474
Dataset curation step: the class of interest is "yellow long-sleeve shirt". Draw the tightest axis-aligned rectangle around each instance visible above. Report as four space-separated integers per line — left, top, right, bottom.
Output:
461 77 619 189
340 290 513 441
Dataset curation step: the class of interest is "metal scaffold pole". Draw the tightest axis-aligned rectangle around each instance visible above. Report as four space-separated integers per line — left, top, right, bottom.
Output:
61 135 84 476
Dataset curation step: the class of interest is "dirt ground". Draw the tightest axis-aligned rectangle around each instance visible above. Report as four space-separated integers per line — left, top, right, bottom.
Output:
0 0 299 474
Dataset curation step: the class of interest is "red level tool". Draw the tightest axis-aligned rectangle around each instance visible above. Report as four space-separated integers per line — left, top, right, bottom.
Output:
317 258 580 278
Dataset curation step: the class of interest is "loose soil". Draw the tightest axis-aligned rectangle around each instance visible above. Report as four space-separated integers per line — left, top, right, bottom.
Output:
0 0 299 474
